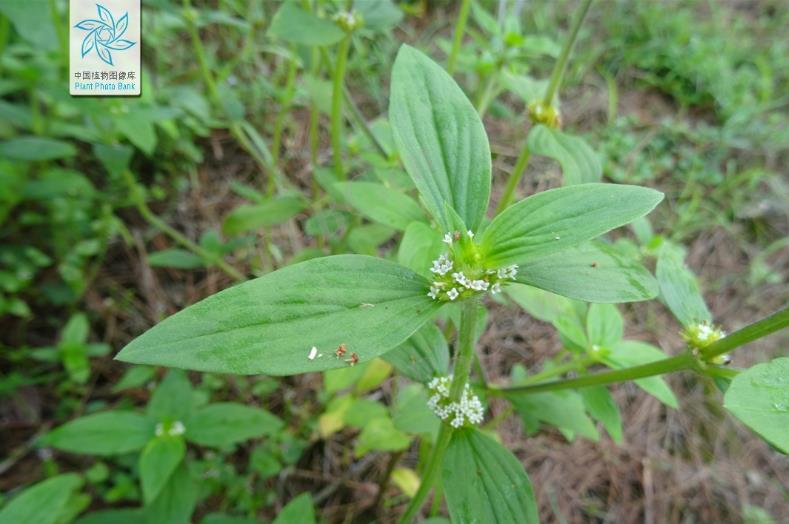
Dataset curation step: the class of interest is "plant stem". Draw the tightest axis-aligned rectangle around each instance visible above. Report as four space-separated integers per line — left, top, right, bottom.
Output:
331 34 352 179
272 52 298 166
701 306 789 359
344 87 389 157
542 0 593 106
122 171 245 282
447 0 472 75
494 146 530 215
398 299 479 524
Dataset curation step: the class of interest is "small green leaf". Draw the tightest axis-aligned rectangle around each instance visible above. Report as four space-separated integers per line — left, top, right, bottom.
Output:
515 241 658 303
347 224 395 255
392 383 440 437
117 255 440 375
0 474 82 524
586 304 624 347
354 0 402 31
580 386 622 443
443 428 538 524
604 341 678 408
656 243 711 327
144 463 197 524
335 181 426 230
509 389 599 441
140 436 186 503
147 370 194 423
186 403 284 447
148 249 205 269
481 184 663 267
527 125 602 185
505 284 575 324
724 357 789 453
222 196 306 235
272 493 316 524
354 417 410 456
268 2 344 46
389 45 491 232
0 137 76 161
44 411 153 455
397 221 444 279
384 322 449 383
112 365 156 392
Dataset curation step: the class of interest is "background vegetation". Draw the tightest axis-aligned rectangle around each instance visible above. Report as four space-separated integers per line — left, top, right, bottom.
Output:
0 0 786 522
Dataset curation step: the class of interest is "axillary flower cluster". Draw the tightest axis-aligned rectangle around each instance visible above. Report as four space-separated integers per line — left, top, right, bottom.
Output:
428 230 518 302
683 321 730 364
427 376 484 428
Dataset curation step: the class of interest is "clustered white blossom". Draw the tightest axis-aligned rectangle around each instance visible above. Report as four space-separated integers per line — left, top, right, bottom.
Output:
695 322 726 344
427 231 518 302
155 420 185 437
427 376 484 428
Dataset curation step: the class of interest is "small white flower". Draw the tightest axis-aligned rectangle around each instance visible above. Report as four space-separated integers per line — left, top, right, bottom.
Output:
427 376 484 427
170 421 186 436
447 288 459 300
491 282 502 294
467 230 475 239
430 253 453 276
308 346 318 360
496 264 518 280
428 284 441 300
443 232 454 245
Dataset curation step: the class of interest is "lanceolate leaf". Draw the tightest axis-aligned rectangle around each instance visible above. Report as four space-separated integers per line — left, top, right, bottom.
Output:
267 2 344 47
222 195 306 235
43 411 154 455
0 474 83 524
397 221 444 279
480 183 663 267
186 403 284 447
145 463 197 524
383 321 449 383
334 181 426 230
116 256 440 375
140 436 186 503
724 357 788 453
443 429 538 524
527 124 602 185
604 341 678 409
515 241 658 303
272 493 316 524
389 45 491 232
656 242 711 327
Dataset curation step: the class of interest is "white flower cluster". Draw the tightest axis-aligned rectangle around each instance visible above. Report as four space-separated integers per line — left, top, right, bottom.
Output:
155 420 186 437
427 376 484 428
430 253 453 276
696 322 725 344
452 272 489 291
496 264 518 280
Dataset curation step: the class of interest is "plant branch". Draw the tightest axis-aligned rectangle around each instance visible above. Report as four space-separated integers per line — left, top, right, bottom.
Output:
701 306 789 359
331 35 352 179
397 299 479 524
542 0 593 106
447 0 472 75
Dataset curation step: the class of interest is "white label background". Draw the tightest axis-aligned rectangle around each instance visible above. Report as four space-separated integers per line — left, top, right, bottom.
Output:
69 0 141 96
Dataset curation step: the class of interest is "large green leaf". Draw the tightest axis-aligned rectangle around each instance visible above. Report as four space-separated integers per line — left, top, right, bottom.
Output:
186 403 284 447
656 243 711 327
515 241 658 303
383 322 449 383
44 411 153 455
389 45 491 232
116 255 440 375
268 2 344 46
145 463 197 524
604 341 678 409
0 474 82 524
724 357 788 453
443 429 538 524
335 181 426 230
527 125 602 185
140 436 186 503
480 184 663 267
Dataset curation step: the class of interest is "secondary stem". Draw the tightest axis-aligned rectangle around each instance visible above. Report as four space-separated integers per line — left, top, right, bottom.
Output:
331 34 352 179
272 52 298 166
542 0 593 106
397 299 479 524
447 0 472 75
701 306 789 360
494 145 530 215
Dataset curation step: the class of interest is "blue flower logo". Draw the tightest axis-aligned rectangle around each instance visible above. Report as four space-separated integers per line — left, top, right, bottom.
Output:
74 4 136 66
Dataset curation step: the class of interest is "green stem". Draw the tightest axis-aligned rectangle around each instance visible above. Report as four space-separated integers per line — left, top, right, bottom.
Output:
272 52 298 166
542 0 593 106
122 171 245 282
331 35 352 179
398 300 479 524
344 87 389 158
494 146 530 215
701 306 789 359
446 0 472 75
